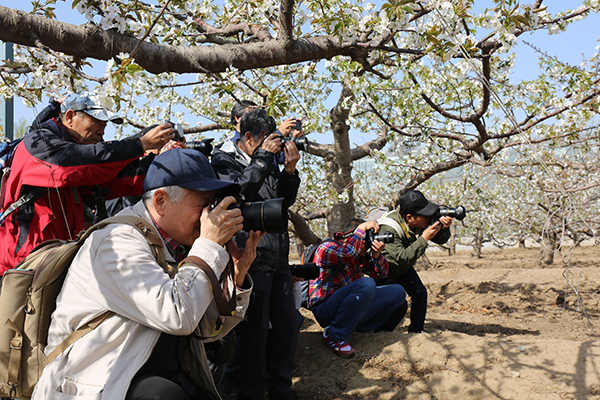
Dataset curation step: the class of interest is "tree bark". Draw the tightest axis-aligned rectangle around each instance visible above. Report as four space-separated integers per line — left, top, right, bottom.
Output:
472 222 484 259
0 5 369 74
539 230 559 266
325 80 356 236
448 223 457 256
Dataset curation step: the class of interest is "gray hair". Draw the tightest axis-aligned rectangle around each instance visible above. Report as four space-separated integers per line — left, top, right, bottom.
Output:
143 185 190 205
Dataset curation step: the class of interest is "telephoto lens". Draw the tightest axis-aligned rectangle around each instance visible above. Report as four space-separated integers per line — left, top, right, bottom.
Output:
438 205 466 220
239 198 288 233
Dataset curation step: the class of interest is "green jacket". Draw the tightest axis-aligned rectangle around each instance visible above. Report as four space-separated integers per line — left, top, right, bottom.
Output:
380 209 451 279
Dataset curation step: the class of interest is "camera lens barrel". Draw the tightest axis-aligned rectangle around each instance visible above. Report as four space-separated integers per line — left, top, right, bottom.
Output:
365 229 394 245
438 205 466 220
240 198 288 233
290 262 319 280
281 136 307 152
185 138 214 158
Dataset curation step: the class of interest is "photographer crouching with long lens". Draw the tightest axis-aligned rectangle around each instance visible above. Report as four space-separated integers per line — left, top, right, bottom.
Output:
375 190 465 333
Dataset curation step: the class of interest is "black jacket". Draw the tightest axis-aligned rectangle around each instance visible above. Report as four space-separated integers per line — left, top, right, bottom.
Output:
211 139 301 272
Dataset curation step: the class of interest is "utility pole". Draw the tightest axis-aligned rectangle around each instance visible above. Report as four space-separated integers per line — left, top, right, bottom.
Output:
0 42 14 140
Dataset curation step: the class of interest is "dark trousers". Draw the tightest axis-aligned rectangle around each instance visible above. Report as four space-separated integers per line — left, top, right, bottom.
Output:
376 266 427 332
125 334 210 400
125 373 210 400
236 266 299 398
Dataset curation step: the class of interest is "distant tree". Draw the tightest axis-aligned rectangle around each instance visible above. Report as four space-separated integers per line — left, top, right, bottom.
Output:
14 117 28 139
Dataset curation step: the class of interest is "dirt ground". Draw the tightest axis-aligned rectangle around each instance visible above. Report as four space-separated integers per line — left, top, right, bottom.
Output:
220 246 600 400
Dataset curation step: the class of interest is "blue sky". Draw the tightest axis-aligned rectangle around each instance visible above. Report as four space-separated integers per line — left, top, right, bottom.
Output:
1 0 599 142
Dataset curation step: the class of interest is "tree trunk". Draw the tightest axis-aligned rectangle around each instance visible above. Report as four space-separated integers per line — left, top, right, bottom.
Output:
448 223 457 256
472 222 483 258
539 230 559 266
325 80 356 236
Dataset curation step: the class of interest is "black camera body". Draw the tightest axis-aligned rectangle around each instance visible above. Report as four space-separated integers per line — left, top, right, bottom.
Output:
274 133 307 152
365 229 394 247
289 262 319 280
213 195 289 233
292 120 302 131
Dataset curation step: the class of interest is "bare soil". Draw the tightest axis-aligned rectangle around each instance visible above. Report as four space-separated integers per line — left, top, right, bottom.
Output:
221 246 600 400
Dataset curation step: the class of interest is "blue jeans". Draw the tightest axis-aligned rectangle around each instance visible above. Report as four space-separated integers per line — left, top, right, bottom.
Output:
312 277 407 342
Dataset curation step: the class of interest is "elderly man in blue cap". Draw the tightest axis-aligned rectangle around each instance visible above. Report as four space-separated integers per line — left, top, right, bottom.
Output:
0 91 179 275
32 148 263 400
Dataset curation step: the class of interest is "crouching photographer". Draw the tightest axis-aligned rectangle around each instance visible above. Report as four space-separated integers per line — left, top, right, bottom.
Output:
375 190 461 333
308 219 407 358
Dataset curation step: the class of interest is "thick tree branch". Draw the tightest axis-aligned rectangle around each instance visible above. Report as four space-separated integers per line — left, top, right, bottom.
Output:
279 0 295 42
389 157 472 208
0 5 378 74
289 210 321 245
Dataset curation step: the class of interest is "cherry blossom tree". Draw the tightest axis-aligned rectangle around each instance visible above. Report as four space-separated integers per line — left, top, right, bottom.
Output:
1 0 599 246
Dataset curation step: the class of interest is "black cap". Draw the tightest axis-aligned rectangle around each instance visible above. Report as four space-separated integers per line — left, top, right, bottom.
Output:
399 190 439 217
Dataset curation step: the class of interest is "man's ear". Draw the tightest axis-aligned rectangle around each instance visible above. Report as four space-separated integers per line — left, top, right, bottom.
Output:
243 131 253 144
61 109 77 128
153 189 170 216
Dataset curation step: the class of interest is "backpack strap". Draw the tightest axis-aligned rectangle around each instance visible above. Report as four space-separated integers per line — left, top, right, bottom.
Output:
84 215 173 277
0 186 48 227
46 310 115 363
45 215 173 364
378 210 409 240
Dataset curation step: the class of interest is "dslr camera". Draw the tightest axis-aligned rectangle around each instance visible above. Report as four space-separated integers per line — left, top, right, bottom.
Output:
365 229 394 247
166 120 214 158
212 195 289 233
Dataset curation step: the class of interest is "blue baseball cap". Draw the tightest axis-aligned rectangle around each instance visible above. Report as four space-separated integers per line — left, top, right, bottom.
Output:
144 149 240 195
61 91 123 124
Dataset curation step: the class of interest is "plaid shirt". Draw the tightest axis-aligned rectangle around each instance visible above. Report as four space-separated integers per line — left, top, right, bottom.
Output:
149 213 188 263
308 228 389 308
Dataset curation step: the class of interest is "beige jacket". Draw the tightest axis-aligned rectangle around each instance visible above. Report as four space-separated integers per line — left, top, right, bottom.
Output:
31 201 252 400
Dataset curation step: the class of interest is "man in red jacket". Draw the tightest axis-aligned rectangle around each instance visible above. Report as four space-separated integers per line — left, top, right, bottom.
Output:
0 91 177 275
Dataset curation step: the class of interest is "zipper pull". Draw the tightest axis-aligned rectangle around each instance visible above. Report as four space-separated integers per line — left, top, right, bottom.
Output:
24 287 35 314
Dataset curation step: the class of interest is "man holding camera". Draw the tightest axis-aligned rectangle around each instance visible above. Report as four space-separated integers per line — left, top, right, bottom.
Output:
376 190 453 333
0 91 177 275
32 148 262 400
228 100 302 144
211 108 301 400
308 219 407 357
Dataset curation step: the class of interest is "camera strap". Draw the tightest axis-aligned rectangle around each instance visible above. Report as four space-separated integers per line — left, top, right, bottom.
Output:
181 255 236 316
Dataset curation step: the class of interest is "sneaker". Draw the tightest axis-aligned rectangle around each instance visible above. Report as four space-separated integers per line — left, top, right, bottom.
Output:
322 327 355 358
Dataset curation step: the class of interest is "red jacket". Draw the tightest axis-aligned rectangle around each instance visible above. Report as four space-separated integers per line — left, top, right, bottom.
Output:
0 118 153 274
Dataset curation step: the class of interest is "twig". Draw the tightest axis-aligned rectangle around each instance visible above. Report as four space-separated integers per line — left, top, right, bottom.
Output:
443 351 459 373
130 0 172 58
